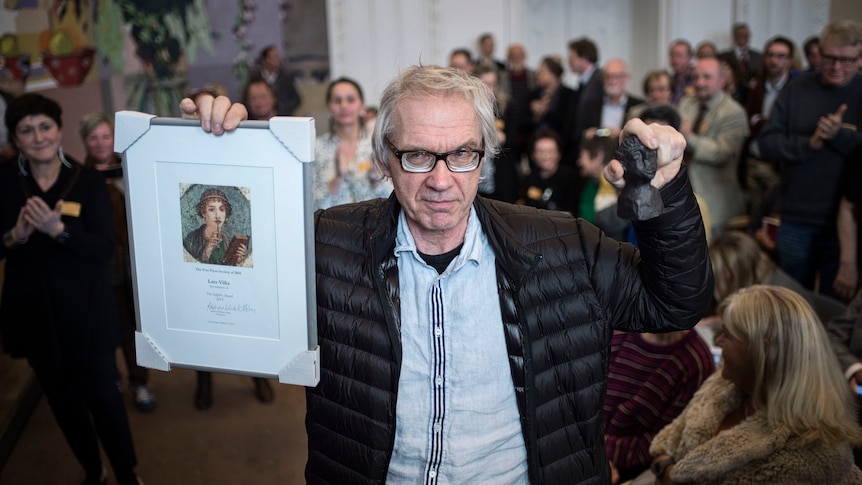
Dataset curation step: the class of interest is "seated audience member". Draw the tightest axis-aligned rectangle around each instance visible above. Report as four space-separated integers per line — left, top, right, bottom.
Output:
703 230 846 347
518 129 579 213
650 285 862 485
709 231 810 307
79 112 157 413
576 129 628 240
604 327 714 482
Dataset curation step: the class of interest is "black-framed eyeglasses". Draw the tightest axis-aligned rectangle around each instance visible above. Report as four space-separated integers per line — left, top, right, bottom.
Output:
386 137 484 173
821 53 860 68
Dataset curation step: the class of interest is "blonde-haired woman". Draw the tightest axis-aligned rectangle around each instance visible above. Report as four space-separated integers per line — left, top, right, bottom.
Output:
708 230 809 306
650 285 862 484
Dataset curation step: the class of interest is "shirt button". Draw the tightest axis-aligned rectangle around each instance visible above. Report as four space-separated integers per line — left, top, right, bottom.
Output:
435 376 443 386
434 327 442 336
429 471 437 478
433 424 441 432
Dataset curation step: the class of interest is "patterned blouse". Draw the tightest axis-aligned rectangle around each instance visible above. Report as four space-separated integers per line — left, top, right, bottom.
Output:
312 131 393 210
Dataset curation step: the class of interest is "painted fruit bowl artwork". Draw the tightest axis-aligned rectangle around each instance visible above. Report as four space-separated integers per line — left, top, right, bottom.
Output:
41 48 95 86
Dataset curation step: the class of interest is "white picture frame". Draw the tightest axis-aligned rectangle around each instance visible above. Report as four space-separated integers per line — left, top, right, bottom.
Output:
115 111 319 387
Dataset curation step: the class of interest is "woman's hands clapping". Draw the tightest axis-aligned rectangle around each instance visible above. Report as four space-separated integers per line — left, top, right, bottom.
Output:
20 197 64 239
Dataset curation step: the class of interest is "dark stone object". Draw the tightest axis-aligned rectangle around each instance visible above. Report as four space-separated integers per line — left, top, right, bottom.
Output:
616 137 664 220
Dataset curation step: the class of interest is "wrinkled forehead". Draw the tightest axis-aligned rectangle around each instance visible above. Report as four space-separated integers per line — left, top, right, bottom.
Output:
391 94 481 143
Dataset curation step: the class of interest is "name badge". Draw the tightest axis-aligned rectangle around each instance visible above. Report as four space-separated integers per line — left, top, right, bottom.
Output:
61 201 82 217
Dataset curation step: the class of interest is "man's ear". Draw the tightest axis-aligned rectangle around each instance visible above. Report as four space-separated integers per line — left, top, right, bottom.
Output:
376 155 392 178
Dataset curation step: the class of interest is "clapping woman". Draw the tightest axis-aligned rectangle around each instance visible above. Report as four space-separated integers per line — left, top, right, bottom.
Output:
0 94 140 484
311 77 392 210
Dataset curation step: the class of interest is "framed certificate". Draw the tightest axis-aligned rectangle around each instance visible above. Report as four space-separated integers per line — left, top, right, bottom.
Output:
115 112 319 386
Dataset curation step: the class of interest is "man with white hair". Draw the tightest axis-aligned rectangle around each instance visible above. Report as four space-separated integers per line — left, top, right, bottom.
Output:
577 58 646 139
183 64 712 484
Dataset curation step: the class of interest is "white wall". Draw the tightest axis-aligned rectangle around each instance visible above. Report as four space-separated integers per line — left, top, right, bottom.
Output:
326 0 829 105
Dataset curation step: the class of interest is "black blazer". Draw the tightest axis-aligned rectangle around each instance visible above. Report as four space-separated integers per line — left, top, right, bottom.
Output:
576 93 647 137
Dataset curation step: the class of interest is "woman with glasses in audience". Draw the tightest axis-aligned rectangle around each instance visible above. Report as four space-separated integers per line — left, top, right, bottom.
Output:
312 77 392 210
649 285 862 484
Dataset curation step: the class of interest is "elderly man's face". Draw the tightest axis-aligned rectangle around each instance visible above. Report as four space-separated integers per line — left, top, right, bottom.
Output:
694 58 723 101
380 95 482 249
602 60 629 100
507 44 526 69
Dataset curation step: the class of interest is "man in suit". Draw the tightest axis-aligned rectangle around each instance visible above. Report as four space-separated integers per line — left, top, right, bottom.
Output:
742 36 798 213
476 33 506 73
576 58 646 139
679 57 750 235
721 22 763 83
567 37 603 164
251 45 301 116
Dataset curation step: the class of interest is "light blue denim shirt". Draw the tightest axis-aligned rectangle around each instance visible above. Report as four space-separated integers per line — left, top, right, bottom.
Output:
385 208 528 485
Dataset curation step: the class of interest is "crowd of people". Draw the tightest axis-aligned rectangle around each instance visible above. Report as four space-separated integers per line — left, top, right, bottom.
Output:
0 18 861 485
443 22 862 310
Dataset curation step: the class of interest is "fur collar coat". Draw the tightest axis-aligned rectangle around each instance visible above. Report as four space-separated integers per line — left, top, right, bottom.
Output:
650 372 862 484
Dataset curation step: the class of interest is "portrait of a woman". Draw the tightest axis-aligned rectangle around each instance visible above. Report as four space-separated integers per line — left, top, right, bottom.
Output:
182 187 248 266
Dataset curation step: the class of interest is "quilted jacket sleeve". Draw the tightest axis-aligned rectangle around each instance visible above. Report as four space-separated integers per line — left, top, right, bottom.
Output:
585 166 713 333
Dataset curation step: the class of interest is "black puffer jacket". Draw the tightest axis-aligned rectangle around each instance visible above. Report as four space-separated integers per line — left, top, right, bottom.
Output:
307 168 712 484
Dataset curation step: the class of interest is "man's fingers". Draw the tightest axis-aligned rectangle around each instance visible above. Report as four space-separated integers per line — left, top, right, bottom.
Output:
181 94 248 135
209 96 247 135
191 94 215 132
179 98 199 119
620 118 657 150
603 160 625 189
209 96 232 135
223 101 249 132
